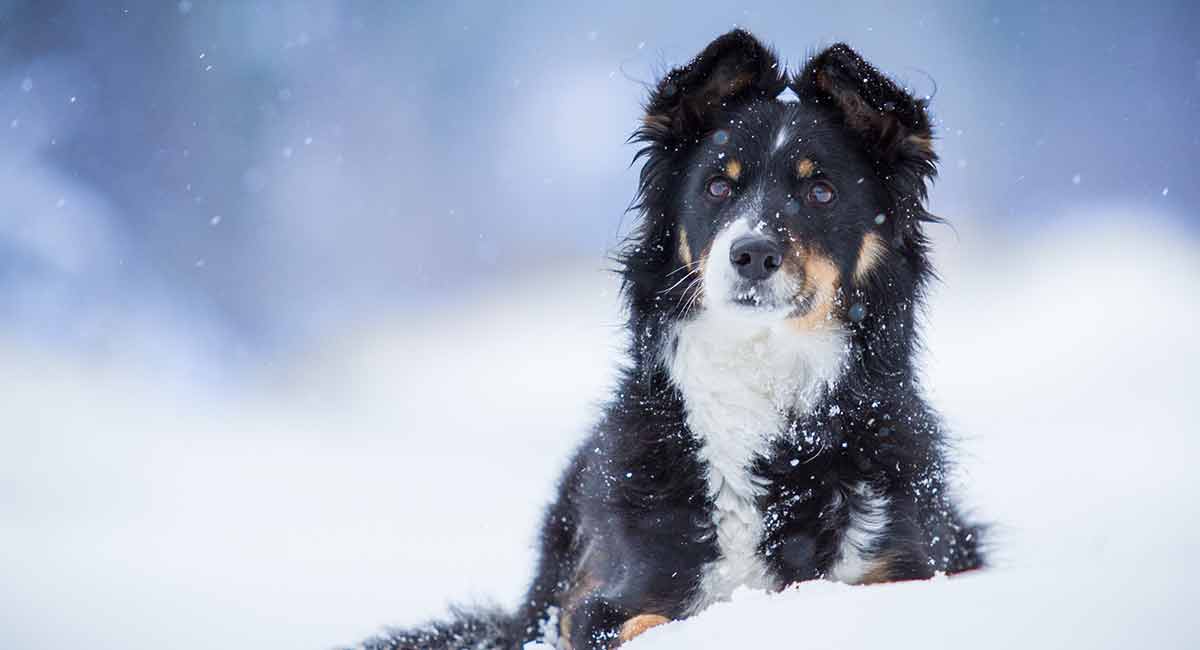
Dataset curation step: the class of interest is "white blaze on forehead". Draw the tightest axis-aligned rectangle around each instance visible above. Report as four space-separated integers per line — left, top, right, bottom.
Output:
772 124 791 153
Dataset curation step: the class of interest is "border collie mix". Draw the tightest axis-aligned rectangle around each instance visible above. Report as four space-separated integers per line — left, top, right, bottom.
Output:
357 29 983 650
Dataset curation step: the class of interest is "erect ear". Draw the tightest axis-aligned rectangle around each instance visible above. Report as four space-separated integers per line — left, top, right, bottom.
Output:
794 44 936 173
641 29 786 142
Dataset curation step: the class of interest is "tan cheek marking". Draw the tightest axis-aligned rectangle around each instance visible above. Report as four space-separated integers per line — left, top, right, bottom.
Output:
724 158 742 180
796 158 816 178
618 614 671 644
780 239 806 278
853 232 887 284
677 225 692 267
788 251 841 331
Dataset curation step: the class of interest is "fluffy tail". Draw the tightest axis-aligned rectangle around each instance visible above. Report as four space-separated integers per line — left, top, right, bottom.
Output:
355 605 523 650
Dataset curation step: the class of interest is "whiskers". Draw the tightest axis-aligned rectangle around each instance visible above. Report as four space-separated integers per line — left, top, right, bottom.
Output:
654 256 710 320
658 263 702 296
663 261 695 278
672 254 709 320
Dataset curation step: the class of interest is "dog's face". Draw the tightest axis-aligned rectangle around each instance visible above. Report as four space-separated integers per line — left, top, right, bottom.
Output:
671 99 892 329
624 31 938 340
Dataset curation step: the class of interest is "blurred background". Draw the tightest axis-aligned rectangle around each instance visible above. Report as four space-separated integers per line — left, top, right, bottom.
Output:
1 2 1197 649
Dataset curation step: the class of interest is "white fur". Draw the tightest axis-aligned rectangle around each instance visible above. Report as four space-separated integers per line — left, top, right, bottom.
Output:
708 216 800 313
772 124 791 153
827 481 891 584
666 218 848 614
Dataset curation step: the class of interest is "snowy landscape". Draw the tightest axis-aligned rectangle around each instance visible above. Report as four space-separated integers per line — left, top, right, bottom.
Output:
2 3 1198 649
4 216 1198 649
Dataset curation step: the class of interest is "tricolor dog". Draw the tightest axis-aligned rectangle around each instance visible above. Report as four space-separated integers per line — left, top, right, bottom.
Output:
356 29 984 650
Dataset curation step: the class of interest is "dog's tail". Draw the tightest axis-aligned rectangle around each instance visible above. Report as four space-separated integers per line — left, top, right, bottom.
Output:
355 605 528 650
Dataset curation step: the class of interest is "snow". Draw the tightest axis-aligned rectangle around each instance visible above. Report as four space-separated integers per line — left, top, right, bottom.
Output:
2 215 1199 649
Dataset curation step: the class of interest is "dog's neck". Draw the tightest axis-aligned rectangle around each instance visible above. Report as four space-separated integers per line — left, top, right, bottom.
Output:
663 310 848 609
664 310 849 448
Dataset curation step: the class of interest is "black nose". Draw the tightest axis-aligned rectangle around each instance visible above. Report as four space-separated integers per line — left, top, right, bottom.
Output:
729 235 783 281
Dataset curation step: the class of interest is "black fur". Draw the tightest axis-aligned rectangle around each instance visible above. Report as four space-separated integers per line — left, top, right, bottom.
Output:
353 30 982 650
358 606 516 650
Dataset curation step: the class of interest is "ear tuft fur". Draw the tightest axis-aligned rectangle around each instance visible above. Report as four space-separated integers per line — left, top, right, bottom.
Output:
794 43 936 172
639 29 787 143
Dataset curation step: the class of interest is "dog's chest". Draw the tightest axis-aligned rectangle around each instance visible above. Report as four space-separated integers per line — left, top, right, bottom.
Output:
667 316 846 613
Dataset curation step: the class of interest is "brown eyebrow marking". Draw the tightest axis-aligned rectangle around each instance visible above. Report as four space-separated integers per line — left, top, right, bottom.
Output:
796 158 817 178
724 158 742 180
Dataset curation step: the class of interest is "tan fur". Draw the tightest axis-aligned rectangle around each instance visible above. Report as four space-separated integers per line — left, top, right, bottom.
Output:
856 552 904 585
678 225 692 267
559 611 575 650
853 232 887 284
796 158 816 178
558 576 600 650
857 562 893 585
904 134 935 158
641 113 672 135
683 242 713 312
617 614 671 644
724 158 742 180
785 248 841 331
558 544 606 650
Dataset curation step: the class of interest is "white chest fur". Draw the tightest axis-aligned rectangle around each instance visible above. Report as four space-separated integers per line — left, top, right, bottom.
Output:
666 312 847 613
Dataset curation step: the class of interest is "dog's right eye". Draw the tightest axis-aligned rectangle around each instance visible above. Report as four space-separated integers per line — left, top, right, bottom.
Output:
705 177 733 200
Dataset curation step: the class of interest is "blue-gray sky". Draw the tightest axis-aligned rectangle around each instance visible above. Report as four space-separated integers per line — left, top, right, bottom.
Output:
1 1 1197 370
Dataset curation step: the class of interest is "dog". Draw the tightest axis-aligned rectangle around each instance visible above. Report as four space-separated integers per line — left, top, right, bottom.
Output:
357 29 983 650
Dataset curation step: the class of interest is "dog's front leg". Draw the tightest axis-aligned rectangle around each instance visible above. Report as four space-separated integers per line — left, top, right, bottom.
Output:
616 613 671 644
566 592 671 649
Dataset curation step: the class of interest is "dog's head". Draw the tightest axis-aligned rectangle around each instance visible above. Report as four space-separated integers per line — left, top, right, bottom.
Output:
621 30 938 363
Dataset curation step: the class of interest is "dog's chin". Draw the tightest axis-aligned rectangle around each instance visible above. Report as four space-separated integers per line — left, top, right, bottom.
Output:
718 291 811 322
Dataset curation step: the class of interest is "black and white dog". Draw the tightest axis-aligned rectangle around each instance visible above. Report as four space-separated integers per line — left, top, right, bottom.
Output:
359 29 983 650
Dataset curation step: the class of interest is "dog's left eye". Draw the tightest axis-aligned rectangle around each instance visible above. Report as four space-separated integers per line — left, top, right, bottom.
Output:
705 177 734 200
805 180 836 206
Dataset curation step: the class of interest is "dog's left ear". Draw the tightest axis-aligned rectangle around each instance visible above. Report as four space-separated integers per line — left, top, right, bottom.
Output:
794 44 936 178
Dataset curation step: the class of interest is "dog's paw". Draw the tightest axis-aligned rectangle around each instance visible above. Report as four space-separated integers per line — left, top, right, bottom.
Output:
617 614 670 644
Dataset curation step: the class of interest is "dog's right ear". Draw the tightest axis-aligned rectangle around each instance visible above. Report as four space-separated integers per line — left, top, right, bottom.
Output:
640 29 786 142
793 44 935 176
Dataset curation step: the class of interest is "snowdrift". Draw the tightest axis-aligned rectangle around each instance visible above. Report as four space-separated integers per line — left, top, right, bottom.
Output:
2 217 1198 649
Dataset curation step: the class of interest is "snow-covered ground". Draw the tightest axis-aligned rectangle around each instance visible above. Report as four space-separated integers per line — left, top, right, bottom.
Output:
2 214 1198 649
